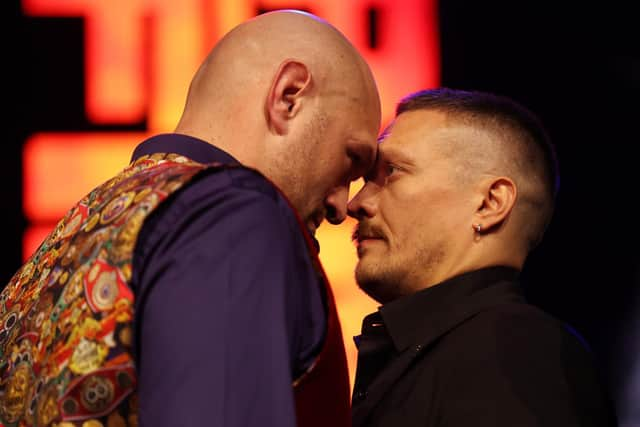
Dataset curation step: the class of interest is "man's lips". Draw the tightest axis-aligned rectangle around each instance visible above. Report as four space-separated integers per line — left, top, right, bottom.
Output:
355 237 383 249
352 227 385 247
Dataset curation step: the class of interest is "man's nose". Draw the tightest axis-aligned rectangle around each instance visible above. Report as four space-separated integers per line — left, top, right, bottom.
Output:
347 182 377 220
324 185 349 225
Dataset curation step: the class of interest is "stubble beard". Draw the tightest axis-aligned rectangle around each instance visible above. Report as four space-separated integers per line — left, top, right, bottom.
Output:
355 249 409 304
269 111 327 222
355 240 446 304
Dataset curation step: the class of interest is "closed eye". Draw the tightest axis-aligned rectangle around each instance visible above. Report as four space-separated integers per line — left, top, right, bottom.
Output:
348 146 375 181
348 153 365 181
362 161 401 185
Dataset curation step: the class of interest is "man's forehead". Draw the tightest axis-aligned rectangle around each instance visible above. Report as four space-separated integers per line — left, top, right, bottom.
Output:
375 112 459 164
381 110 464 145
375 119 411 162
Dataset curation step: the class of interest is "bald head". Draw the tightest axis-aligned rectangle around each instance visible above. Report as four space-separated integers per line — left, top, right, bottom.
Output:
176 11 378 149
175 10 381 231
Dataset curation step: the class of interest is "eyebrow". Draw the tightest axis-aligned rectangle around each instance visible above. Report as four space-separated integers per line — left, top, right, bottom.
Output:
379 144 415 168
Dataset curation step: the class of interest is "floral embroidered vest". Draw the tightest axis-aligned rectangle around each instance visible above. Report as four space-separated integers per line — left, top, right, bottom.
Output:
0 152 351 427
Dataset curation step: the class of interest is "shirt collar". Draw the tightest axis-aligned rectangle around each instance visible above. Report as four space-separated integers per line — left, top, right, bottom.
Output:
379 266 521 352
130 133 239 165
130 133 323 251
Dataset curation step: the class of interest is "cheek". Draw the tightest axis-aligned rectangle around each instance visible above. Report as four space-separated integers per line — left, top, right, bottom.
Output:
381 186 462 238
313 154 351 195
377 195 418 250
380 181 429 222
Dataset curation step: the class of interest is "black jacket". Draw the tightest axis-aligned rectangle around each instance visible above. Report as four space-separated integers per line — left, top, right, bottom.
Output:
351 267 617 427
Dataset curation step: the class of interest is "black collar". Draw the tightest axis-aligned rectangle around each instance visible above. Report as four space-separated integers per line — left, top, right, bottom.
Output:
379 266 522 351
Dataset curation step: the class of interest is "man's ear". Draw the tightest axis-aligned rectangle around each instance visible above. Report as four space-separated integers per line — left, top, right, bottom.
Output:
265 60 312 135
474 177 517 233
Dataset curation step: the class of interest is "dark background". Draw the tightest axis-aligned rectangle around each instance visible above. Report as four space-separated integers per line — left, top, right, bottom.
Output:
6 0 639 422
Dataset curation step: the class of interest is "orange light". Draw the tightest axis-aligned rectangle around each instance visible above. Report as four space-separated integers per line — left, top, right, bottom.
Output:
23 133 146 222
316 216 378 388
147 0 208 131
23 223 55 261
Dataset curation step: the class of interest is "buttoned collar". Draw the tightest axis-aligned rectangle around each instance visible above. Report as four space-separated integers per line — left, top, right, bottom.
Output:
378 266 522 352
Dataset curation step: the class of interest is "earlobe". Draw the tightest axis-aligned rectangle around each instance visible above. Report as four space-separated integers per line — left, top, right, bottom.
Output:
474 177 517 232
265 60 312 135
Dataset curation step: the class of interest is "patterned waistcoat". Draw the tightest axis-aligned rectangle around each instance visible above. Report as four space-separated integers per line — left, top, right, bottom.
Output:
0 152 351 427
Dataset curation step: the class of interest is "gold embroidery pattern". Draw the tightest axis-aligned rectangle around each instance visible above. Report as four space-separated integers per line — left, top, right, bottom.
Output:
1 153 221 425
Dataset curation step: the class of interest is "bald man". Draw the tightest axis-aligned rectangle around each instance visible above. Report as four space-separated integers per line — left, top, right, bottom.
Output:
348 88 617 426
0 10 380 427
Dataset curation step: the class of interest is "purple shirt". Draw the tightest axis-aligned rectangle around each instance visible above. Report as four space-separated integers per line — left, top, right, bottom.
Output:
129 134 326 427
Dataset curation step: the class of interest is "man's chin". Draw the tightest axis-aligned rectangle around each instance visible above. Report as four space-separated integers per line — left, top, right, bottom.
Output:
355 265 396 304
